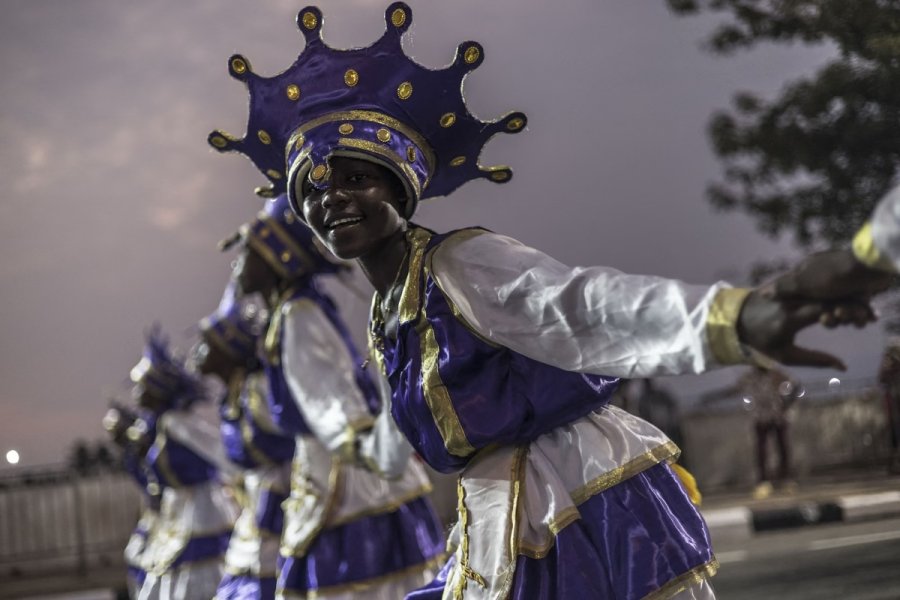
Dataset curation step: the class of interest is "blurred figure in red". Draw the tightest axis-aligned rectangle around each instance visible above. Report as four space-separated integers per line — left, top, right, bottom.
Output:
877 341 900 473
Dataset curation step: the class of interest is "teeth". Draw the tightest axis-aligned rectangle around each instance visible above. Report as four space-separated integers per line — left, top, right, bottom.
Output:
329 217 363 229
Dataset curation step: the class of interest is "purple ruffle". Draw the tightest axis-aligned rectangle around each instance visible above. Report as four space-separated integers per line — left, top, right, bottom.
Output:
170 530 232 569
217 573 277 600
406 463 714 599
277 496 444 593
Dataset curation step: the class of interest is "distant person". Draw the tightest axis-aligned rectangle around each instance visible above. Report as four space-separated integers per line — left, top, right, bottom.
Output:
636 380 684 459
877 341 900 473
738 366 799 499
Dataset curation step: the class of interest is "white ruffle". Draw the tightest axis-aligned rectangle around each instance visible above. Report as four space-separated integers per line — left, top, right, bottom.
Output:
441 406 711 600
280 433 432 557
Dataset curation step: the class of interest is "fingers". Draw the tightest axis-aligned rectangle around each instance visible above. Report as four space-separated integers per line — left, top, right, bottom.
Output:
819 301 878 329
777 344 847 371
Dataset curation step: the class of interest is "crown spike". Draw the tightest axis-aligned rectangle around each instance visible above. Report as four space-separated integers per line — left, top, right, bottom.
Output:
228 54 253 81
385 2 413 34
208 130 241 152
454 41 484 71
480 165 513 184
255 185 277 199
297 7 324 42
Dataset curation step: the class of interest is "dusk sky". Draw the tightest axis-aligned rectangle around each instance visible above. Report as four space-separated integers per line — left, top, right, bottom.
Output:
0 0 887 468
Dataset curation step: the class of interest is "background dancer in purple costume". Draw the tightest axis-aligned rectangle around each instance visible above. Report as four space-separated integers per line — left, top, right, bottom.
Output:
224 194 444 598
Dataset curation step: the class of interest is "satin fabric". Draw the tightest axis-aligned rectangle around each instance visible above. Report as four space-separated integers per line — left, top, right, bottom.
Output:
276 496 444 594
219 377 295 470
217 574 276 600
872 185 900 269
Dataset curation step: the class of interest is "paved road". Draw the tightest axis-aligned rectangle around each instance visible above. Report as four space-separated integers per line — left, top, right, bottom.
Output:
711 517 900 599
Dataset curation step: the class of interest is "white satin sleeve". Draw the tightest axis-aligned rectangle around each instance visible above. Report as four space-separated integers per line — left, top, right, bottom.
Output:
163 410 237 476
430 232 737 378
357 367 414 479
867 186 900 271
281 298 375 454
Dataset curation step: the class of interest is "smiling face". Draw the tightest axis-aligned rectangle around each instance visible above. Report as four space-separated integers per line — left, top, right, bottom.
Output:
300 156 408 260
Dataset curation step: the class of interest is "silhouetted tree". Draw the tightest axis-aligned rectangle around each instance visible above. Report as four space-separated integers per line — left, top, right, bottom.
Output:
667 0 900 248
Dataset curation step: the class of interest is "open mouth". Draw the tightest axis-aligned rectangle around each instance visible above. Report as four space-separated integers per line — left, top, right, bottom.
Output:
326 216 364 231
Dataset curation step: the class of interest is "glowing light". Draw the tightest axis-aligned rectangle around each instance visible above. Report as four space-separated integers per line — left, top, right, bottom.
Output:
828 377 841 388
6 450 20 465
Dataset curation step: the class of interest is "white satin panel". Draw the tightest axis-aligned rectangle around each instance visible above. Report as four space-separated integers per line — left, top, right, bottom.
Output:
140 480 238 576
125 508 158 571
431 231 731 378
872 185 900 270
282 299 376 453
671 579 717 600
162 410 237 477
358 366 415 480
138 560 224 600
280 433 432 556
442 406 700 600
223 462 290 577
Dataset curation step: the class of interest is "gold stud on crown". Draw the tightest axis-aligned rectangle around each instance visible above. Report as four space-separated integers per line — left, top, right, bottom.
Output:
302 12 318 30
266 169 283 180
407 146 416 162
440 113 456 128
231 57 248 74
450 156 466 167
391 8 407 27
491 170 510 181
507 117 524 132
344 69 359 87
257 130 272 145
286 84 301 101
376 128 391 143
294 134 305 151
281 251 292 263
310 164 328 181
464 46 480 64
259 227 270 238
397 81 413 100
338 123 354 135
210 135 228 149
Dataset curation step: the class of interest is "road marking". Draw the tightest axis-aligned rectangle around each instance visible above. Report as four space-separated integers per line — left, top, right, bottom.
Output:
808 529 900 551
715 550 749 564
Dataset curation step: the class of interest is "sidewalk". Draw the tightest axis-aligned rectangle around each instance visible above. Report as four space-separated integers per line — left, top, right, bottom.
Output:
699 468 900 544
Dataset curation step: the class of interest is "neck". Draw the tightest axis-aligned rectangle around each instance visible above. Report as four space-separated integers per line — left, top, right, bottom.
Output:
357 227 410 298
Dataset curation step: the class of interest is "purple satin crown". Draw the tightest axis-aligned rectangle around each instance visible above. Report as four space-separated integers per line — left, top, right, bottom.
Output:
208 2 526 218
130 326 204 409
237 193 346 280
199 282 264 364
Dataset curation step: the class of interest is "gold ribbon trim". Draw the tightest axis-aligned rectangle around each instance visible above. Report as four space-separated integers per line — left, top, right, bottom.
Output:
706 287 751 365
852 221 896 272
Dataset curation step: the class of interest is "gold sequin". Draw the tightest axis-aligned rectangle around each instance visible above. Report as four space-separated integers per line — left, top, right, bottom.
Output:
507 117 524 131
391 8 407 27
266 169 283 180
338 123 354 135
257 130 272 145
310 164 328 181
397 81 413 100
464 46 480 64
491 170 510 181
284 212 296 224
286 84 301 101
439 113 456 128
450 156 466 167
376 128 391 143
301 11 318 30
407 146 416 162
281 251 291 263
231 57 248 74
210 135 228 149
344 69 359 87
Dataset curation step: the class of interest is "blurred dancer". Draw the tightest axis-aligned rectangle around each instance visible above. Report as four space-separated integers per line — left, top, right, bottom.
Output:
131 327 238 600
102 403 159 599
193 285 295 599
227 195 444 598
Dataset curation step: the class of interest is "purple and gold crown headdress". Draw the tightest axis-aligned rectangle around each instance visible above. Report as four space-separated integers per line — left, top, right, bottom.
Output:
208 2 526 218
130 325 204 410
199 281 265 364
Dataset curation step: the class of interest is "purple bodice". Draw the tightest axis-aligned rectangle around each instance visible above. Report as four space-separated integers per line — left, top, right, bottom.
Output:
263 280 380 436
146 421 219 488
219 376 295 470
373 228 620 473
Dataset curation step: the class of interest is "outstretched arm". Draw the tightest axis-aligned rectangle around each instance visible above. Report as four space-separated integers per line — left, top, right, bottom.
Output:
431 231 846 378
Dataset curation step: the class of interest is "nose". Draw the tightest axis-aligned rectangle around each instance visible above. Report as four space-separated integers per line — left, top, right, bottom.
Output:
321 184 351 209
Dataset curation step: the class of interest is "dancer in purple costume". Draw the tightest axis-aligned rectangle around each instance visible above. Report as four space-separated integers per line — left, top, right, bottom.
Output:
209 4 868 598
130 327 239 600
193 284 296 599
103 403 160 599
222 194 444 598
